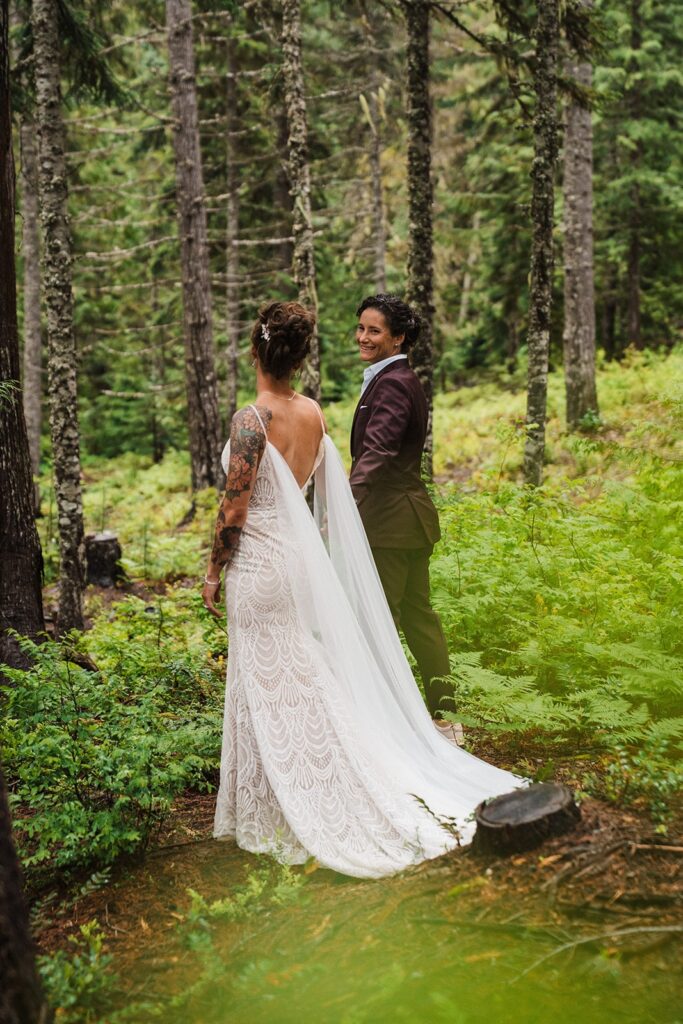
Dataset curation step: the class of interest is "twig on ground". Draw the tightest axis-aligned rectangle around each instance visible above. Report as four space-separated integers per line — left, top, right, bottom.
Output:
510 925 683 983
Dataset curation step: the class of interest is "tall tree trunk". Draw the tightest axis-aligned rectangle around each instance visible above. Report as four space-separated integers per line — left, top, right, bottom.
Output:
360 3 387 293
626 0 642 349
274 104 294 274
367 85 387 293
602 263 618 360
402 0 434 478
166 0 223 489
225 32 239 426
281 0 320 400
19 124 42 513
457 211 481 329
562 23 598 430
626 222 641 347
523 0 560 487
0 764 52 1024
0 0 45 672
32 0 84 632
10 2 42 515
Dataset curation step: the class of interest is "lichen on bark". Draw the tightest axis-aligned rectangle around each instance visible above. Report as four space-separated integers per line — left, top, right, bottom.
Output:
281 0 320 401
523 0 560 487
32 0 85 633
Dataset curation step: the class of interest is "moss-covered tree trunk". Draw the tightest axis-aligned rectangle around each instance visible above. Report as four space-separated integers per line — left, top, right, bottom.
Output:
225 32 239 426
563 15 598 431
402 0 434 478
523 0 560 487
166 0 222 489
11 2 42 515
19 122 42 514
0 0 45 672
281 0 320 400
32 0 84 632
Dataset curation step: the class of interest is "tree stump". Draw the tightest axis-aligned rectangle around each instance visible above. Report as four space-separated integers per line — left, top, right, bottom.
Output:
85 531 124 587
473 783 580 856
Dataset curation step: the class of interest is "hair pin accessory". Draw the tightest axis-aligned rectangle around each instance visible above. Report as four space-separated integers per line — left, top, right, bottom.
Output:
261 323 271 342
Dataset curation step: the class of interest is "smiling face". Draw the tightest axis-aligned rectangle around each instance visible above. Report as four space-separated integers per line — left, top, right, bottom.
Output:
356 308 405 365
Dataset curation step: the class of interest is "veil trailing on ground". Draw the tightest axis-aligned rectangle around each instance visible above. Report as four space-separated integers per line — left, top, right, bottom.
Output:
260 435 520 842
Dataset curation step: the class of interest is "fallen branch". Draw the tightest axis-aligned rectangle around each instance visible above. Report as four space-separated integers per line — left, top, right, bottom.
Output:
629 843 683 855
511 925 683 983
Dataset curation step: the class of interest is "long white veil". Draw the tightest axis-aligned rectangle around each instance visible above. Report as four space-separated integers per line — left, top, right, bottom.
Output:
259 436 519 840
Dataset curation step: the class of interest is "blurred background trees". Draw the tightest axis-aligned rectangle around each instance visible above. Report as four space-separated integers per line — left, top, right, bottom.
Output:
6 0 682 474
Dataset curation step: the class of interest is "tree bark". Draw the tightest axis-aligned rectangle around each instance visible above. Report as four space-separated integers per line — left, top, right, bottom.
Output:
0 0 45 673
166 0 223 489
19 123 42 513
0 764 52 1024
281 0 320 400
474 783 580 855
626 0 642 349
562 24 598 430
274 103 294 274
225 32 239 425
32 0 84 633
523 0 560 487
457 211 481 329
402 0 434 478
368 86 387 293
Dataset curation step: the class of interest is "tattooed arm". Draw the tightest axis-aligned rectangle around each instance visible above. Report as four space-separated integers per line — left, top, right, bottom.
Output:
202 405 271 618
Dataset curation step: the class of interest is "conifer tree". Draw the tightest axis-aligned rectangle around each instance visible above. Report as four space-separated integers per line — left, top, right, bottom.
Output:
401 0 434 476
32 0 85 632
281 0 320 400
0 0 44 671
166 0 222 488
523 0 560 486
10 3 42 513
563 0 598 430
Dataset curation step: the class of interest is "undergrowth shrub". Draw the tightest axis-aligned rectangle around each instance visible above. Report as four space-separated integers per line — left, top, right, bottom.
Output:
1 590 224 875
432 367 683 762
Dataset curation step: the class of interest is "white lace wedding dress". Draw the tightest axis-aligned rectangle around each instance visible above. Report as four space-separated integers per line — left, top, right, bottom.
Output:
213 407 519 878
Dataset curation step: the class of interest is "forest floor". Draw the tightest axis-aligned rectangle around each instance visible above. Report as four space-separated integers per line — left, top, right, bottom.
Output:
19 349 683 1021
28 657 682 1021
31 587 683 975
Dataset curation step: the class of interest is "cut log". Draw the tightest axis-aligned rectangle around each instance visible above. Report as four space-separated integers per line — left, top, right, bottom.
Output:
85 531 124 587
473 783 580 856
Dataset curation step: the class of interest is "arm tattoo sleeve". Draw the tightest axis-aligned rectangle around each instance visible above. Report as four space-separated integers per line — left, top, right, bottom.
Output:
209 405 271 571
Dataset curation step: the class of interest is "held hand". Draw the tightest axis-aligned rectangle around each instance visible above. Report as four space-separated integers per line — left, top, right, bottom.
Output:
202 578 223 618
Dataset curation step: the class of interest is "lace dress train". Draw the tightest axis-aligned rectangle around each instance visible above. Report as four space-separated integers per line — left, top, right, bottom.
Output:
213 417 520 878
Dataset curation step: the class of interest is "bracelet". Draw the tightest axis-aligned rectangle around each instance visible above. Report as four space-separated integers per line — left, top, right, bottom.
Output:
204 575 220 585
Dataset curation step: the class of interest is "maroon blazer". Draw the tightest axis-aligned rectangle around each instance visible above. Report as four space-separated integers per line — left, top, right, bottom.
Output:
349 360 440 550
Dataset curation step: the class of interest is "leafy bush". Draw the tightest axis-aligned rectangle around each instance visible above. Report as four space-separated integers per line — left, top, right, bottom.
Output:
38 922 116 1024
2 591 224 874
581 740 683 831
432 359 683 760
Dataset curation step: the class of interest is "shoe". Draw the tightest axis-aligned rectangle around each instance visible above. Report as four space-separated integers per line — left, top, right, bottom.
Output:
433 718 465 747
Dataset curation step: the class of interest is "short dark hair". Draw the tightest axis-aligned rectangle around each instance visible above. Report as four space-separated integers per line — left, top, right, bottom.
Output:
251 301 316 379
356 293 422 352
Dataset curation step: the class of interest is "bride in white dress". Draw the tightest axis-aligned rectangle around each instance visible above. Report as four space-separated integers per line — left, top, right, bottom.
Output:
202 301 519 879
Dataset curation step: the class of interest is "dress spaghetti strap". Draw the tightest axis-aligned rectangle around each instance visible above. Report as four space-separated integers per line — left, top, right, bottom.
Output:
304 395 326 434
249 404 268 436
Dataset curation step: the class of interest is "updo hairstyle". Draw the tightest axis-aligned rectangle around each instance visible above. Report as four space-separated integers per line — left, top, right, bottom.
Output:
356 293 423 352
251 301 316 379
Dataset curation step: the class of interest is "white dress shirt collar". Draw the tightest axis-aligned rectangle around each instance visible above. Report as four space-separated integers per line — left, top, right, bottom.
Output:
360 353 407 396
